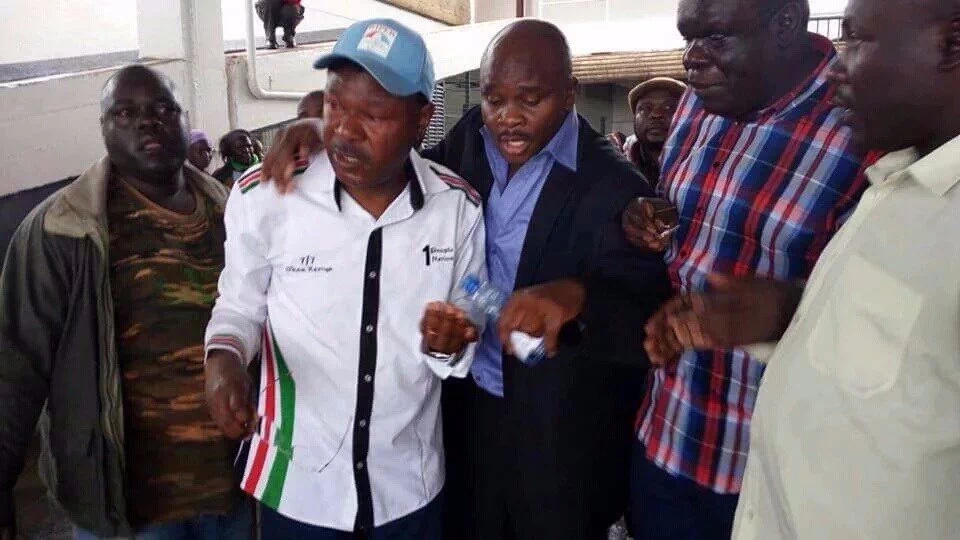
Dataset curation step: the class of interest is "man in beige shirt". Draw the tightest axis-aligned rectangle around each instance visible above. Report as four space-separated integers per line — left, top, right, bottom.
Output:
641 0 960 537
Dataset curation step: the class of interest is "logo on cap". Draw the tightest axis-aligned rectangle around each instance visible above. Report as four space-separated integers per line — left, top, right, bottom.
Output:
357 23 398 58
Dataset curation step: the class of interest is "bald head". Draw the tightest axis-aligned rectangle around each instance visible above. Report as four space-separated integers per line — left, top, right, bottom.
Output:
99 64 187 184
481 20 573 86
101 65 177 115
756 0 809 23
298 90 325 119
477 19 578 172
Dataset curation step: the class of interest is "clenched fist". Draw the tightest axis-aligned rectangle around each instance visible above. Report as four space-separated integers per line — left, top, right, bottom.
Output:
205 350 257 440
420 302 479 356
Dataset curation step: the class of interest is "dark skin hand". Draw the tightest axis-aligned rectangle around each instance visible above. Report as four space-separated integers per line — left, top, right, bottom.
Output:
643 293 688 368
205 350 257 440
498 279 585 358
622 197 676 251
644 274 804 367
420 302 478 355
261 119 323 193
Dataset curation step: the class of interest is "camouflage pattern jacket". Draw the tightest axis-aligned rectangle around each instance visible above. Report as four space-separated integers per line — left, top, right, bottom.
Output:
0 157 228 536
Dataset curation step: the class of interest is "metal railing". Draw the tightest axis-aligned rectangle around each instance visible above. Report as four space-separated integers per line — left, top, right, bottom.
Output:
809 13 844 41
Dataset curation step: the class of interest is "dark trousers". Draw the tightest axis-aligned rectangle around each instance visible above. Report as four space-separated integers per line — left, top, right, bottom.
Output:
629 441 740 540
260 494 442 540
443 377 610 540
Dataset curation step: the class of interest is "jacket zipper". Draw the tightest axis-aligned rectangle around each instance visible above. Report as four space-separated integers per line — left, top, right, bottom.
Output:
88 218 127 525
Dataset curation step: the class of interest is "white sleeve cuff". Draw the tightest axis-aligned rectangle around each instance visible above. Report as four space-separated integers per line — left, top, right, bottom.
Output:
416 336 476 379
743 342 778 364
205 334 249 366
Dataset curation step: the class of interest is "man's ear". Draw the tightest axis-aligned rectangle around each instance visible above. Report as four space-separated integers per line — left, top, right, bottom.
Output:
566 76 579 110
937 14 960 72
772 1 805 48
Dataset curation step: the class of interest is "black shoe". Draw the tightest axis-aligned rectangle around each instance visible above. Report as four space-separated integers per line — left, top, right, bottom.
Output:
267 40 279 49
283 36 296 48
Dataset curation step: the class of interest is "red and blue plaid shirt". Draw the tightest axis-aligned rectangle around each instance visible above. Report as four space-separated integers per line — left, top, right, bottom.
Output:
636 34 876 494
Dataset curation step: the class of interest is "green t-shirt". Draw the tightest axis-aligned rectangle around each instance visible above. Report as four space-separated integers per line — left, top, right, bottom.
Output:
107 175 238 527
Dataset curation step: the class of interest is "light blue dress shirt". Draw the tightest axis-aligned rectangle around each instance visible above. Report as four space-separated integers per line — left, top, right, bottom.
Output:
471 109 580 397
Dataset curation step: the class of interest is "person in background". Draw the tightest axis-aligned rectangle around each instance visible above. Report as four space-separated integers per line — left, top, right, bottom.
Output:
0 65 249 539
621 0 876 537
624 77 685 183
212 129 258 188
297 90 325 119
259 19 670 539
651 0 960 537
255 0 305 49
187 129 214 172
253 137 264 162
203 18 485 538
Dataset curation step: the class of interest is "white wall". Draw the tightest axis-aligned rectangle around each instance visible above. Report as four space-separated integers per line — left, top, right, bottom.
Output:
0 61 187 197
220 0 447 42
475 0 517 21
226 53 328 130
0 0 446 66
0 0 137 63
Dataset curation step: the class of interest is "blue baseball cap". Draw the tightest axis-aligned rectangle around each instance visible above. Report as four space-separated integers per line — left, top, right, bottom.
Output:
313 18 435 102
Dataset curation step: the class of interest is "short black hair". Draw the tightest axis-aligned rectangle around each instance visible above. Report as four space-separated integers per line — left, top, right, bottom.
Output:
325 58 431 106
219 129 252 159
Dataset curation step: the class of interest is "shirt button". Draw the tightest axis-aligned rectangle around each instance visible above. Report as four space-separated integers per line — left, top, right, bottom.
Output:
746 508 755 520
368 271 377 279
365 324 374 333
358 419 368 428
356 461 364 470
363 373 373 383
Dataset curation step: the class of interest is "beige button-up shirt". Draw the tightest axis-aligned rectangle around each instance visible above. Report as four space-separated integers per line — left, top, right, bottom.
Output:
733 135 960 539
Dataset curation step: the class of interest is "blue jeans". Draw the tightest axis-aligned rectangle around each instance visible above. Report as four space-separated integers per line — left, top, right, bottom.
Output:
260 492 442 539
74 501 253 540
629 440 740 540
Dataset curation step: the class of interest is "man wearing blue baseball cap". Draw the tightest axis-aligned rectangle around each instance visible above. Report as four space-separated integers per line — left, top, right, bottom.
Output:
203 18 486 538
260 18 670 539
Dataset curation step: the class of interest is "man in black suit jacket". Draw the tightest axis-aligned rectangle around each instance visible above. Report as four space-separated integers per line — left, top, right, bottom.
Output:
260 20 669 539
426 22 668 539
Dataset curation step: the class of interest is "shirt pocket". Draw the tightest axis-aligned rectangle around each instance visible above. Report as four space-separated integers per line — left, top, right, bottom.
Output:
808 253 922 398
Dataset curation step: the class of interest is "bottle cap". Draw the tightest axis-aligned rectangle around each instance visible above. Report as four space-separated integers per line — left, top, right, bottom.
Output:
460 274 482 295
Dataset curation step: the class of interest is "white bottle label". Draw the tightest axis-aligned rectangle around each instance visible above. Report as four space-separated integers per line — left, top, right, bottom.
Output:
509 331 544 362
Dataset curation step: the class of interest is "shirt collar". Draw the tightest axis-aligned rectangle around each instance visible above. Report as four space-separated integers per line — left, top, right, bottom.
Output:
310 150 426 212
480 108 580 173
904 134 960 196
865 147 919 186
749 33 837 122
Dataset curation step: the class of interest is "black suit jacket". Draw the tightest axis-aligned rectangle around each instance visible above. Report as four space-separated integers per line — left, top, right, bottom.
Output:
424 106 670 535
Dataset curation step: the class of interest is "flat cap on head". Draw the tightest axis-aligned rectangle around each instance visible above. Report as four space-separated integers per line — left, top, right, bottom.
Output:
628 77 687 113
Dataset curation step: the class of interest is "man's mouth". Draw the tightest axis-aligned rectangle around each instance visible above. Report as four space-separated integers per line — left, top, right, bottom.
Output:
332 147 364 169
689 81 723 96
140 136 165 153
498 134 532 157
647 123 668 135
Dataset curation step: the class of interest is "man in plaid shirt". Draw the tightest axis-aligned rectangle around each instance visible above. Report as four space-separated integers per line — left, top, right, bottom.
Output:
621 0 876 537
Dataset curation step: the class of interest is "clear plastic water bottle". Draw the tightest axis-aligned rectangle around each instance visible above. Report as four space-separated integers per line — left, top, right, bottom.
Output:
460 274 546 367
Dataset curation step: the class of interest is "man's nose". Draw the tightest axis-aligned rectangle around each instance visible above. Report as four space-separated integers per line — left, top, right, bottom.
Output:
497 103 523 128
682 40 710 72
